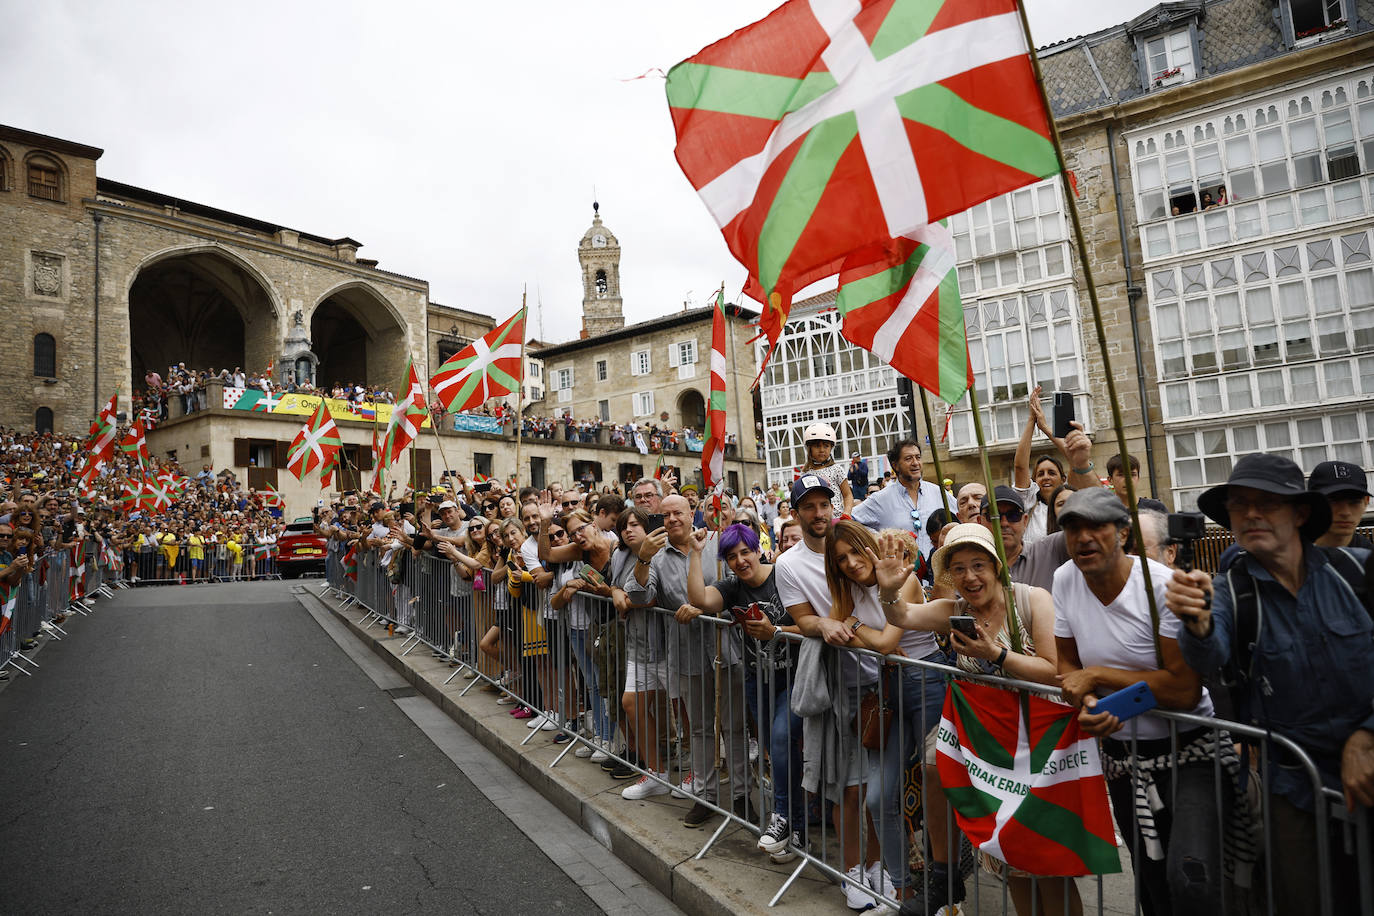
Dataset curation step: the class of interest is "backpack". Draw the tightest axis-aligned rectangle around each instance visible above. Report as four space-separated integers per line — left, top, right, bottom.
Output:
1219 546 1372 715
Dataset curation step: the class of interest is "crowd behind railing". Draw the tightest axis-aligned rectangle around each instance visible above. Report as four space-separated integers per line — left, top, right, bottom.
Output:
313 406 1374 916
137 364 398 421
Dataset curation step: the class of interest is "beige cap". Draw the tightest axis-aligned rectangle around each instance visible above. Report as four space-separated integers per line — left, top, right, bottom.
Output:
931 522 1001 580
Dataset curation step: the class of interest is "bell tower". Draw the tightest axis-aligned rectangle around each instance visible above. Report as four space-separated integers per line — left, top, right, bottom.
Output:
578 201 624 338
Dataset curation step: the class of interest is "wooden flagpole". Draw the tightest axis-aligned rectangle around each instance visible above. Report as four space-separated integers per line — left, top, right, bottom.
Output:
426 383 457 498
1011 0 1161 660
514 287 527 491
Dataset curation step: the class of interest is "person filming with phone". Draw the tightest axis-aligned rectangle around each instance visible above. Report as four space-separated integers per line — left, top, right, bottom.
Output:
1052 488 1238 916
1166 453 1374 913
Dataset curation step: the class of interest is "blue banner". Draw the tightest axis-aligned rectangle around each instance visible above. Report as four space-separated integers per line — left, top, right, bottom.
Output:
453 414 504 434
685 434 704 453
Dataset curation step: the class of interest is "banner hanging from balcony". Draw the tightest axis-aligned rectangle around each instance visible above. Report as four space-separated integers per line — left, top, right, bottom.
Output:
221 387 430 428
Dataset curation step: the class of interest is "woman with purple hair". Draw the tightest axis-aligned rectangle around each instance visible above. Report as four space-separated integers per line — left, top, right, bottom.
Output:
683 522 807 863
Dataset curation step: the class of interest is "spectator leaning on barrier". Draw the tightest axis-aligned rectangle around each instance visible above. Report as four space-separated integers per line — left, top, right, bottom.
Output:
852 438 953 566
1053 487 1237 916
1167 453 1374 914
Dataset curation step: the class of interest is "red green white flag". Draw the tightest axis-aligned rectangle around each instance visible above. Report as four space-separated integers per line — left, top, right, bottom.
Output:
430 306 525 414
380 356 427 469
667 0 1057 369
936 680 1121 877
700 290 727 492
119 418 152 470
261 482 285 510
837 221 971 404
286 400 342 481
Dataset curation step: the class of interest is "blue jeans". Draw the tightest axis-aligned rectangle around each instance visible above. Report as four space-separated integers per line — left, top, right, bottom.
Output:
568 628 610 741
866 653 948 890
745 671 805 831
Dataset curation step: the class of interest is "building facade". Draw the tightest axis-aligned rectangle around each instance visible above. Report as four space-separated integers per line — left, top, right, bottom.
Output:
758 0 1374 510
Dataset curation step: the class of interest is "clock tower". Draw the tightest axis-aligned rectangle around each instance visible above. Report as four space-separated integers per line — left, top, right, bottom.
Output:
578 201 625 338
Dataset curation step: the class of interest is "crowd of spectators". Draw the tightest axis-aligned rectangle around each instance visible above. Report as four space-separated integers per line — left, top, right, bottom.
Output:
136 364 396 421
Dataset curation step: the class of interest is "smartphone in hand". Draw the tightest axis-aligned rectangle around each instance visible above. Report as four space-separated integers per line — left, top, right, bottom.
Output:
1052 392 1075 440
646 514 665 533
1094 681 1158 723
948 615 978 641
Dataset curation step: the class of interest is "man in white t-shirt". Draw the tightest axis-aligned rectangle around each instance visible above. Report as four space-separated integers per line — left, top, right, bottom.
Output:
1052 487 1223 916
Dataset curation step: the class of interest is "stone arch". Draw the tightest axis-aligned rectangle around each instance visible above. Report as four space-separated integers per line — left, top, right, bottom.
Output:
0 142 12 192
124 244 283 392
309 281 408 390
677 388 706 431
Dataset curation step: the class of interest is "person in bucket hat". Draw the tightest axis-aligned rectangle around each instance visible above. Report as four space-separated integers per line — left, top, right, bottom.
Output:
1168 452 1374 914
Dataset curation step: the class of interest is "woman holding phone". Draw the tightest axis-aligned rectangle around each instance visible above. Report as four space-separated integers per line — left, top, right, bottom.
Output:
871 523 1076 916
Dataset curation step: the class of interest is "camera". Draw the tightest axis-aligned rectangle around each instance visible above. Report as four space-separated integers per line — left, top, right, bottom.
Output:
1167 512 1207 572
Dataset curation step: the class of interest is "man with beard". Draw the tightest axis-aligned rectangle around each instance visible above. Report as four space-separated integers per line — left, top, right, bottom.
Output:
852 439 954 564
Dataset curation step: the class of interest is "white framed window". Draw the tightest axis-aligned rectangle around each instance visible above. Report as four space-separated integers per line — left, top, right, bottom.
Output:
1288 0 1348 42
949 180 1062 266
554 366 573 390
669 339 697 366
633 391 655 416
630 349 651 376
528 386 543 401
598 399 609 421
595 359 607 382
1144 30 1194 89
528 362 541 379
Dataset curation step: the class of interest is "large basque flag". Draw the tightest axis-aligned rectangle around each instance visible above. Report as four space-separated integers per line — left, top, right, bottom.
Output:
430 306 525 414
667 0 1058 367
936 681 1121 877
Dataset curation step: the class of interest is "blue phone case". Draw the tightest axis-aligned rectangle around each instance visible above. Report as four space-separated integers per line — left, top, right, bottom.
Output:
1095 681 1158 722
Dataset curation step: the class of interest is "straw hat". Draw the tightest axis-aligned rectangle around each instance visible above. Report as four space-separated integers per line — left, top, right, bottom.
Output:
931 523 1001 580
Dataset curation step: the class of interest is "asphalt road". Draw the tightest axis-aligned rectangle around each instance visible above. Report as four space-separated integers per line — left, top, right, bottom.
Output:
0 581 602 915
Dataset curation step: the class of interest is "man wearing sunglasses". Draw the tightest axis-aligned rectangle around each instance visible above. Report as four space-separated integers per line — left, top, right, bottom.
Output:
977 485 1072 593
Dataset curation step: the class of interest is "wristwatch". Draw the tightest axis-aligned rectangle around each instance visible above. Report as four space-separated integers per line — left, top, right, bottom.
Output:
849 617 863 633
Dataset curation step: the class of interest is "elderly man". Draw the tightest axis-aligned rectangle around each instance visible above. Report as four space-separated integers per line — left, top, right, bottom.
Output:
955 482 986 523
631 477 664 514
1054 488 1222 916
625 494 749 829
1168 454 1374 914
851 438 953 563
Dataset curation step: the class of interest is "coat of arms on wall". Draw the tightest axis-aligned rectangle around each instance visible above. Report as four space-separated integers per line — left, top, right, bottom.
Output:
32 252 62 297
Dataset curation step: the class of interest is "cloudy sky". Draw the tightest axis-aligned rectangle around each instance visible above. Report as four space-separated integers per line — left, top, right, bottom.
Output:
2 0 1146 342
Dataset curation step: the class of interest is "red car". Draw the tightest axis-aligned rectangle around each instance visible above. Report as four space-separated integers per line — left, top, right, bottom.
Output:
277 516 328 578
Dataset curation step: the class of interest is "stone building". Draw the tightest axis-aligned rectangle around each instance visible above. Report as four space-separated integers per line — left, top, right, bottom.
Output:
534 205 767 493
760 0 1374 510
0 123 429 436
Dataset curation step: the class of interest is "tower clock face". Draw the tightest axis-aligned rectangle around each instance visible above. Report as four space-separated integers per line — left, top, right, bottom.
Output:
592 234 607 248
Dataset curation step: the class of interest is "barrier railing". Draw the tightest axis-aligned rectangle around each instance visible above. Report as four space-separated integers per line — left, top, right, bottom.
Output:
2 539 121 679
119 539 281 585
322 543 1374 916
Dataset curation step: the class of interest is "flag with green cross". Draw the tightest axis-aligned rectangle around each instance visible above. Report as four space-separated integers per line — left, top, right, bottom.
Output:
936 679 1122 877
667 0 1059 370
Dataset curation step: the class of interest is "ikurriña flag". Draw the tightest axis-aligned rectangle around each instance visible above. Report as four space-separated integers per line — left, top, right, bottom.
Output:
837 221 972 405
700 290 728 493
286 400 342 482
430 306 525 414
667 0 1058 372
936 680 1121 877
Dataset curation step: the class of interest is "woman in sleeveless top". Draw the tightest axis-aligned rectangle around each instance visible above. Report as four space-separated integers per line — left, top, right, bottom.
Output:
871 522 1080 916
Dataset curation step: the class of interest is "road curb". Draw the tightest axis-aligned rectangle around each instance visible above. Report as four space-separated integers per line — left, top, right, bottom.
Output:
301 589 837 916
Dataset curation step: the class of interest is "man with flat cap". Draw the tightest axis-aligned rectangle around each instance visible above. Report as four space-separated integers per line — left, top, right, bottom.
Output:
1166 453 1374 914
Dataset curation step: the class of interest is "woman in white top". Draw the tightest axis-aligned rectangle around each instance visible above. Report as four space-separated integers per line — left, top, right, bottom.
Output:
872 523 1079 916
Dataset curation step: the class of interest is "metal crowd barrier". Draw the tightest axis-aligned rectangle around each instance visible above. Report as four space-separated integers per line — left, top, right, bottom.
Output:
3 540 121 679
122 539 281 585
322 543 1373 916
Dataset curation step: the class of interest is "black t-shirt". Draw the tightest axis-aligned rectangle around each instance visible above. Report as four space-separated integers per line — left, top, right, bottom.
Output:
714 568 796 674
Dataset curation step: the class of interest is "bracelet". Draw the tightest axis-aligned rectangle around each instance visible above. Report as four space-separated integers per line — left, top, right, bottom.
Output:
995 647 1009 669
880 594 901 607
1071 460 1095 475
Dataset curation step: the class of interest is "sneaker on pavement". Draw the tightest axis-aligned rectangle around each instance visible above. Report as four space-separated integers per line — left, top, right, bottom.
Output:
769 829 805 864
866 862 897 902
575 742 594 758
609 760 637 780
683 801 716 829
589 741 611 763
843 863 876 911
621 772 671 800
758 813 791 855
898 863 965 916
524 713 545 728
672 771 699 800
539 716 558 731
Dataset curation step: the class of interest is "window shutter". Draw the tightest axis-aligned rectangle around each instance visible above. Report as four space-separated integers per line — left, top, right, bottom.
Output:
414 449 432 490
667 344 680 368
274 441 289 468
358 445 374 472
233 438 250 467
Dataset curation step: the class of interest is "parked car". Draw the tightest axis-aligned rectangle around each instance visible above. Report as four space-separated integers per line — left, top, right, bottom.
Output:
277 516 327 578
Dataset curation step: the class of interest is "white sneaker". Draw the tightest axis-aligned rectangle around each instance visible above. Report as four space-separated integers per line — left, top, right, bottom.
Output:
589 740 611 763
574 742 595 758
621 772 671 800
672 771 699 800
843 863 876 911
526 715 546 730
865 862 896 901
539 716 558 731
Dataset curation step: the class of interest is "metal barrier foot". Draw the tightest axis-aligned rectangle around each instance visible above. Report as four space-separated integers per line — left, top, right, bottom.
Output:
67 603 91 617
41 621 66 639
5 657 34 676
693 814 733 861
767 857 811 907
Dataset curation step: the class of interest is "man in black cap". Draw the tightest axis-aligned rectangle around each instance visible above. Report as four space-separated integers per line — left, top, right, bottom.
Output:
978 485 1070 593
1166 453 1374 914
1309 459 1373 550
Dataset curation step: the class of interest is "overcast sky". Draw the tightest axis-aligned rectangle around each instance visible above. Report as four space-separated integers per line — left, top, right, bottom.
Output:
2 0 1147 343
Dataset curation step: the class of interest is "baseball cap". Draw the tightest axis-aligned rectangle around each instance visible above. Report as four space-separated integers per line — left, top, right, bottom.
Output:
1198 453 1331 540
1057 487 1131 528
369 501 386 513
790 473 834 507
978 485 1027 517
1308 460 1371 499
436 500 459 511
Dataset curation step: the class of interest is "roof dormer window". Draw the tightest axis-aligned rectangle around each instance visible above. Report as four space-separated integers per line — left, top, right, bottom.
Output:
1145 30 1195 89
1287 0 1348 43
